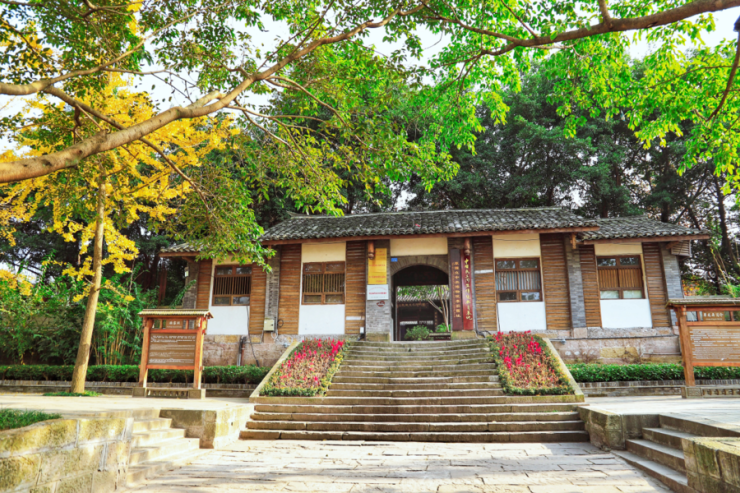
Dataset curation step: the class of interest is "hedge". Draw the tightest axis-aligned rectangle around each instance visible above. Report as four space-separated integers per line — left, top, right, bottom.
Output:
0 364 270 385
567 364 740 383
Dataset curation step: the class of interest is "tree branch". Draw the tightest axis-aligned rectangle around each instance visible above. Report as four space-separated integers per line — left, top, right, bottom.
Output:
709 28 740 120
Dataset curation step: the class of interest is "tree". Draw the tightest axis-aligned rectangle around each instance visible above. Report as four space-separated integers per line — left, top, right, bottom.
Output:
0 75 232 392
2 0 740 193
397 285 450 329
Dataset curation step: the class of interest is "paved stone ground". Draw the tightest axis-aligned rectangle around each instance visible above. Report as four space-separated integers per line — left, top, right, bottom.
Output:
127 440 672 493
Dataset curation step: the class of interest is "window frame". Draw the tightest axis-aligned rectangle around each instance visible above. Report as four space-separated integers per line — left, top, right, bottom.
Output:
211 265 252 306
596 255 645 300
494 257 543 303
301 261 346 305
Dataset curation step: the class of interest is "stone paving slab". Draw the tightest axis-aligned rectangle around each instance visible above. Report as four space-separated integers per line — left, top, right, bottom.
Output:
127 440 672 492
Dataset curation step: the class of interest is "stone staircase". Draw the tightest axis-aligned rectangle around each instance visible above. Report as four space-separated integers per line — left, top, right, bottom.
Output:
242 339 588 442
613 415 723 493
125 409 204 486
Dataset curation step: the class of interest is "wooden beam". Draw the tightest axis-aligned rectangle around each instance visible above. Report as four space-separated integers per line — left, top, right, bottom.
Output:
158 252 197 259
261 226 600 246
580 234 709 245
570 233 577 250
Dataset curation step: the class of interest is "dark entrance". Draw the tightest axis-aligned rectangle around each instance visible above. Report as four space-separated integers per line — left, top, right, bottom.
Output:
392 265 449 341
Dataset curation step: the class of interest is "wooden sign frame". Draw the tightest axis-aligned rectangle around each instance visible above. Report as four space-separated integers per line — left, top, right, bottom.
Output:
137 312 212 390
671 304 740 387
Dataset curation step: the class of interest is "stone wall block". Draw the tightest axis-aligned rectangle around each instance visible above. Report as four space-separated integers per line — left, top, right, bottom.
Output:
54 471 93 493
718 447 740 487
104 440 130 471
37 444 104 484
0 454 41 490
77 418 127 444
91 470 119 492
621 414 660 440
0 419 77 458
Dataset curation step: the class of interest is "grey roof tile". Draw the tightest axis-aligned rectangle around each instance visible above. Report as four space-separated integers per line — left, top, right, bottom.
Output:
261 207 597 241
579 216 709 241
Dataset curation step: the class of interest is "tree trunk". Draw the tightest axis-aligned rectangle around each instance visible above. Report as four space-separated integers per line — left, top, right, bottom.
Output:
69 178 107 394
713 176 740 276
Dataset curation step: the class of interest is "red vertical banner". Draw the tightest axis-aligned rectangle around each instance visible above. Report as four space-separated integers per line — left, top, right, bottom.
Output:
450 249 463 331
461 250 474 331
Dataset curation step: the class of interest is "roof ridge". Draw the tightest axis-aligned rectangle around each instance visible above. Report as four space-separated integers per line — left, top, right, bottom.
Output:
284 206 572 219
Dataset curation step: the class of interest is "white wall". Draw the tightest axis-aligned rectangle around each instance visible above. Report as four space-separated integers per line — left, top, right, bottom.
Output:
299 304 346 335
299 242 346 334
492 233 541 257
207 263 250 336
600 300 653 328
302 242 346 262
391 237 448 256
497 302 547 332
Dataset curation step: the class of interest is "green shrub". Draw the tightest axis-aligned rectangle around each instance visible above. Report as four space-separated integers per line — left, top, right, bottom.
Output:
404 325 430 341
436 324 450 333
43 391 101 397
0 364 270 385
567 364 740 382
0 409 63 431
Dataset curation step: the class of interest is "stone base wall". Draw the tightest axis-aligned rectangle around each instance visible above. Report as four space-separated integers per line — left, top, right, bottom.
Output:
159 406 252 449
0 416 133 493
203 335 241 366
685 437 740 492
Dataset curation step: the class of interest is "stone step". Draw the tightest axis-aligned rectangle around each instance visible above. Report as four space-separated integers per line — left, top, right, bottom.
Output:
132 418 173 434
129 436 201 466
132 427 187 447
247 419 585 433
336 371 497 381
261 396 530 406
643 427 698 450
338 363 497 373
324 388 504 398
341 359 493 368
347 349 490 359
356 341 487 349
250 411 582 423
253 403 580 415
240 429 589 442
659 414 740 438
125 448 205 487
332 375 498 384
329 382 500 391
613 451 696 493
626 439 686 472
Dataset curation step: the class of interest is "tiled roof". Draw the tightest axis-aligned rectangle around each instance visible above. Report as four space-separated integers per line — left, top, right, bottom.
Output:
139 309 212 317
578 217 709 241
261 207 597 242
161 242 198 254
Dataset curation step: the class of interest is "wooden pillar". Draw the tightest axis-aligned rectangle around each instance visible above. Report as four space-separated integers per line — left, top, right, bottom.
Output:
138 318 153 388
193 316 205 390
677 306 695 387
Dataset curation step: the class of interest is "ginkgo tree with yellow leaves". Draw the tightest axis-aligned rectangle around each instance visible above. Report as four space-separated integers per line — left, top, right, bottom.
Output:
0 75 237 393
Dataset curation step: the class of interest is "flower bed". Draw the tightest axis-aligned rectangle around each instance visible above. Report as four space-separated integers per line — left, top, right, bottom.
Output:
488 332 572 396
262 339 348 397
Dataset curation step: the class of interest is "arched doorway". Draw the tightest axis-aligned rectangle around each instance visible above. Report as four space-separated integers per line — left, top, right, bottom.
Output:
392 263 449 341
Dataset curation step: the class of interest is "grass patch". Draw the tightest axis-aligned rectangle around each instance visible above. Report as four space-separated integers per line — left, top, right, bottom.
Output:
43 391 102 397
0 409 62 431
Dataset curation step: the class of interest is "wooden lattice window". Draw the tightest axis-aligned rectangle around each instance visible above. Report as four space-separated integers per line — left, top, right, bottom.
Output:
212 265 252 306
597 256 644 299
495 258 542 302
302 262 345 304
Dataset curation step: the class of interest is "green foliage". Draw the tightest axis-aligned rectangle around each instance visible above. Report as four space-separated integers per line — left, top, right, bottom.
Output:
0 409 62 431
0 266 157 365
567 364 740 383
43 391 101 397
436 324 450 333
404 325 431 341
0 365 270 385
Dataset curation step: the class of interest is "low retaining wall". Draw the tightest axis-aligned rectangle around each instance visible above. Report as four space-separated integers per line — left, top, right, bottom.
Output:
577 407 659 450
159 406 252 449
685 437 740 492
0 416 133 493
0 381 257 398
580 379 740 397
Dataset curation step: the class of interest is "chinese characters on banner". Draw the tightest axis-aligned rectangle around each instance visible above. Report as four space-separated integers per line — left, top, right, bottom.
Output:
450 249 463 330
461 250 474 330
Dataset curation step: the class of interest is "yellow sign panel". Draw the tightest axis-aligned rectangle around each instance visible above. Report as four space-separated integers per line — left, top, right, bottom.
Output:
368 248 388 284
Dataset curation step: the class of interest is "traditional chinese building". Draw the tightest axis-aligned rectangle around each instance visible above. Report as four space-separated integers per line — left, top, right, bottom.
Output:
160 207 708 366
